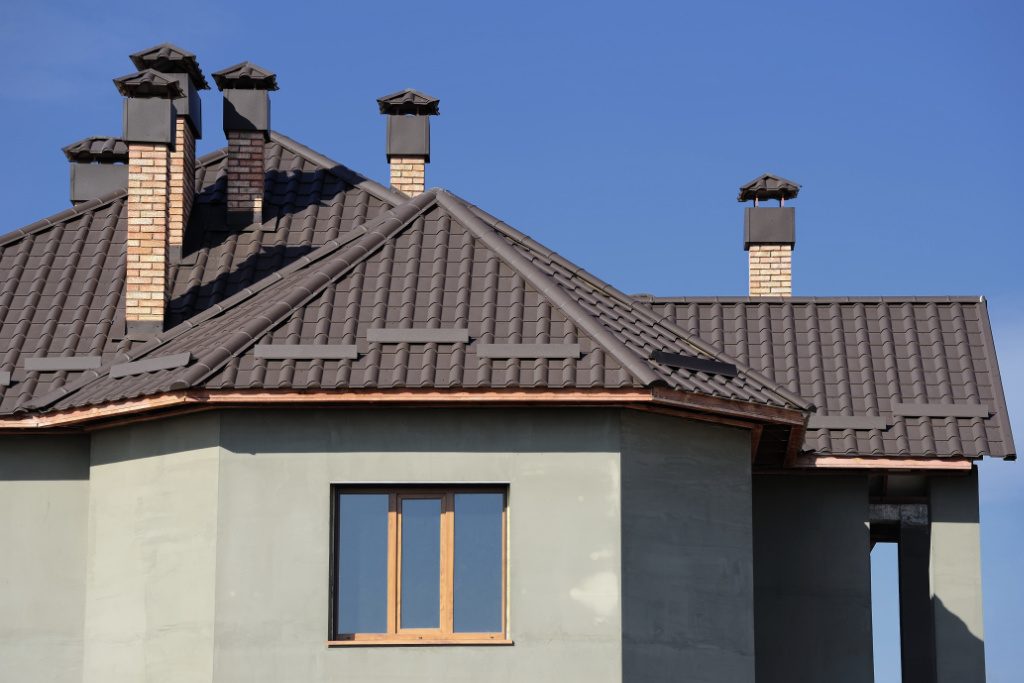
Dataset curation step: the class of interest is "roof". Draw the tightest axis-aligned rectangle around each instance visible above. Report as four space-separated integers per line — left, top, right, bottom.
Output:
638 296 1015 460
377 89 440 116
112 69 183 99
738 173 800 202
1 129 1011 464
18 190 807 423
212 62 278 91
0 131 398 416
129 43 210 90
62 137 129 163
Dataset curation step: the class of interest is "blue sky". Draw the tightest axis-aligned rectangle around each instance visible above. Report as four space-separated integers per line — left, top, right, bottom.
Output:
1 0 1020 679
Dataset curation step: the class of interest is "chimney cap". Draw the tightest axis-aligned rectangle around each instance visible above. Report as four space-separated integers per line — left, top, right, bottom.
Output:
130 43 210 90
377 88 440 116
63 136 129 163
738 173 801 203
113 69 184 99
212 62 278 91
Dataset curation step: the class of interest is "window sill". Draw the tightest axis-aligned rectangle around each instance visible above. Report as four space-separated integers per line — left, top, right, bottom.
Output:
327 637 513 647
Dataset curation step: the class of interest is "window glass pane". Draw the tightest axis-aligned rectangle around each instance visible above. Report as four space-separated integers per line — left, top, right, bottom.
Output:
336 493 389 634
400 497 441 629
454 492 504 633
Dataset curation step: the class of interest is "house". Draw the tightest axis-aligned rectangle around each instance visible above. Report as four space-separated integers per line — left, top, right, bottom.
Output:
0 44 1013 683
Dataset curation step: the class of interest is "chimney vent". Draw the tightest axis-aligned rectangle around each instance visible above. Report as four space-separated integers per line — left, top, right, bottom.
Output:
213 62 277 227
62 137 129 204
129 44 208 257
739 173 800 297
377 89 439 196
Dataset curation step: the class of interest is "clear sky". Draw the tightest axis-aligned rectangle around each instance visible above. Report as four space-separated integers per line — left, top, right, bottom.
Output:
1 0 1020 679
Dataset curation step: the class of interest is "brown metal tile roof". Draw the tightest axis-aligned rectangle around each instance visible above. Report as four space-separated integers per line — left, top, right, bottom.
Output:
0 130 1012 463
28 190 806 416
0 132 399 416
638 296 1015 459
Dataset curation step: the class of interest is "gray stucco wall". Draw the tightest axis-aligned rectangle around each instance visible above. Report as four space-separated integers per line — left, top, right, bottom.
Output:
930 469 986 683
0 435 90 683
213 408 623 683
752 474 874 683
620 411 756 683
82 413 222 683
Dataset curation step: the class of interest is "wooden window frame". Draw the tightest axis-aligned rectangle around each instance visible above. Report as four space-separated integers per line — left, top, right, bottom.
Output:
329 485 510 646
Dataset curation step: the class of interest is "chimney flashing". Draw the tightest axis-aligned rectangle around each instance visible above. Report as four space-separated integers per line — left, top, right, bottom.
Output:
122 97 177 145
386 115 430 160
69 163 128 204
744 207 795 250
223 88 270 133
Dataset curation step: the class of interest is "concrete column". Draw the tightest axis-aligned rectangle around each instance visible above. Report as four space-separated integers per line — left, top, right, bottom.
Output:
929 469 986 683
898 520 936 683
753 474 874 683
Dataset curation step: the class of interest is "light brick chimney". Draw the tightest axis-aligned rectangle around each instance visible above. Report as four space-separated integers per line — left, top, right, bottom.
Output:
114 69 182 336
130 44 209 257
377 89 440 196
212 62 277 227
739 173 800 297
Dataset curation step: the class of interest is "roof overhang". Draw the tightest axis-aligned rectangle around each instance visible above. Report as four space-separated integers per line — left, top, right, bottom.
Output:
0 387 973 472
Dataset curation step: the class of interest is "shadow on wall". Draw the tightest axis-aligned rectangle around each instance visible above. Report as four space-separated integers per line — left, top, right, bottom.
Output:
932 589 987 681
219 407 622 457
0 450 90 483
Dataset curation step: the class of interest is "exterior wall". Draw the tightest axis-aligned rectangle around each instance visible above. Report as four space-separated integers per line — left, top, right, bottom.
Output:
226 130 265 225
168 116 195 249
0 435 90 683
213 408 623 683
82 413 221 683
126 141 170 326
930 469 986 682
752 474 873 683
747 244 792 296
389 155 426 195
620 411 756 683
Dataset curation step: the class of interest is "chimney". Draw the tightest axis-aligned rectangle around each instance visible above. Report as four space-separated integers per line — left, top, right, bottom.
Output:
212 62 277 227
738 173 800 297
62 137 128 204
377 89 440 196
114 69 182 336
130 44 209 257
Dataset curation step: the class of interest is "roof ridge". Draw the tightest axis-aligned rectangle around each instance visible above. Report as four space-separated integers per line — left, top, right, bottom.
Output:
26 193 439 412
453 195 812 410
436 191 663 387
268 131 402 206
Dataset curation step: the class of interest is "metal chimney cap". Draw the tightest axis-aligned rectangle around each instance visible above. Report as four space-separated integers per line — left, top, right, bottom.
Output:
130 43 210 90
62 137 129 163
113 69 184 99
212 62 278 91
377 88 440 116
737 173 801 202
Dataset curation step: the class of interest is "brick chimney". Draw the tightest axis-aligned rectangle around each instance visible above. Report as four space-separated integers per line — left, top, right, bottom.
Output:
114 69 182 336
739 173 800 297
130 44 209 257
212 62 277 227
377 89 440 196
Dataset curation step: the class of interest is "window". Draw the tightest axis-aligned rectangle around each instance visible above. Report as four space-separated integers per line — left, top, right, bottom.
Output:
330 486 508 645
